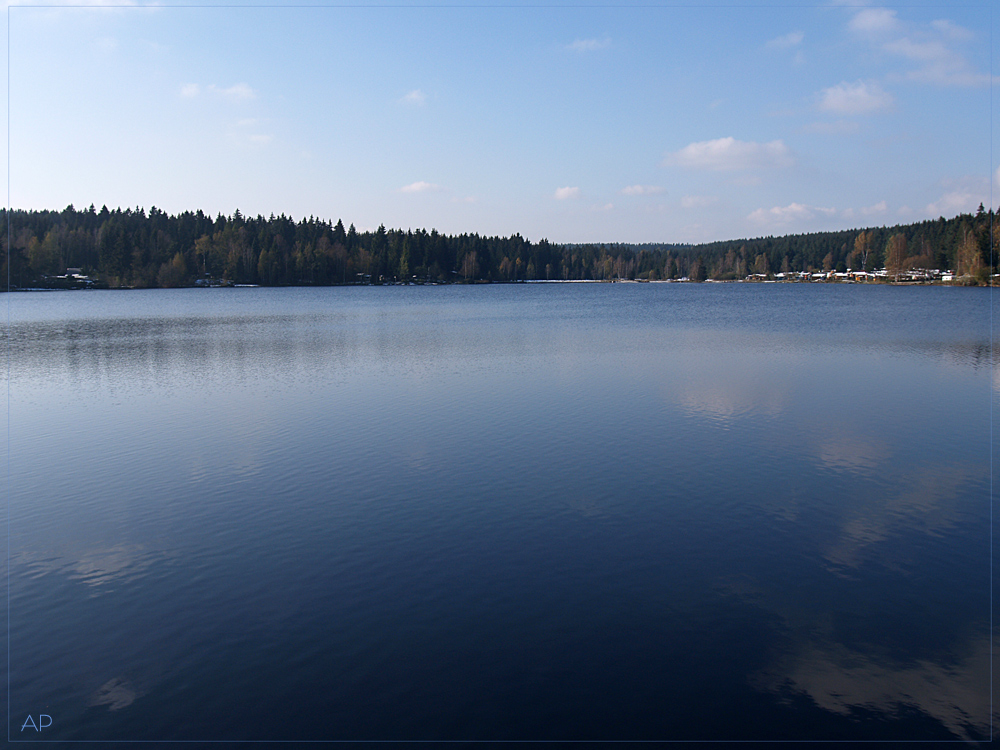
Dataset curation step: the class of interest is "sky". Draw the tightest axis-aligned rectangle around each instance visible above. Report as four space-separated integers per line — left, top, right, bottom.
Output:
3 1 998 244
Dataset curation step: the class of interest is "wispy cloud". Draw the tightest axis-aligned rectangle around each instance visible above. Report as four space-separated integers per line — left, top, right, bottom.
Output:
802 120 860 135
883 37 990 86
817 80 893 115
664 137 793 171
400 89 426 105
681 195 718 209
554 186 581 200
848 8 991 87
766 31 803 49
400 181 442 193
924 175 990 217
567 38 611 52
620 185 665 196
861 200 887 216
204 82 256 101
452 196 476 204
180 83 200 98
848 8 900 36
925 191 982 217
748 202 835 227
930 19 974 41
590 202 614 212
227 129 273 149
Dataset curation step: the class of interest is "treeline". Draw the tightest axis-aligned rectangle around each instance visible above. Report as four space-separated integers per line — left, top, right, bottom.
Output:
690 206 996 281
1 203 996 289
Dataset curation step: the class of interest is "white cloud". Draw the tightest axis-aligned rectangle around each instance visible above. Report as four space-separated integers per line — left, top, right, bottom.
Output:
925 191 982 217
590 203 614 212
664 137 793 171
208 83 256 101
400 181 442 193
451 196 476 204
995 165 1000 189
401 89 426 105
766 31 803 49
554 187 580 200
681 195 718 209
620 185 665 196
817 80 893 115
861 200 887 215
748 202 836 227
802 120 861 135
930 19 974 41
567 38 610 52
849 8 900 36
848 8 991 87
228 129 272 149
180 83 200 98
883 37 991 86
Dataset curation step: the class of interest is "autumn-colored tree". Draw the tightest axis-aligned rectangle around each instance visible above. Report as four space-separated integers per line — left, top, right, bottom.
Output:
499 256 513 280
852 230 872 271
956 230 981 278
884 233 907 281
460 251 477 280
690 255 706 281
753 253 769 276
157 251 187 287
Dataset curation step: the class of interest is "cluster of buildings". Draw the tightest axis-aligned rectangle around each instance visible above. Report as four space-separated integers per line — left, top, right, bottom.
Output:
750 268 957 283
40 268 95 288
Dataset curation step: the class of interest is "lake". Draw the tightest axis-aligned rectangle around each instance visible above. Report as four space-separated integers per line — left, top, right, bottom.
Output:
5 283 995 741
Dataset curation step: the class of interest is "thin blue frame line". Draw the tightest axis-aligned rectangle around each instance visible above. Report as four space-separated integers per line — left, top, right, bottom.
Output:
0 741 980 745
6 5 10 745
3 3 995 7
4 1 994 744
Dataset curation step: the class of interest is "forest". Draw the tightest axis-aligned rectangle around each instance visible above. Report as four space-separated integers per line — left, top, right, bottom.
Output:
1 203 996 289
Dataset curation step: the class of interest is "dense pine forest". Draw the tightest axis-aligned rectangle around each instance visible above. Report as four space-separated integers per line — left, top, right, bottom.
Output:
1 203 996 289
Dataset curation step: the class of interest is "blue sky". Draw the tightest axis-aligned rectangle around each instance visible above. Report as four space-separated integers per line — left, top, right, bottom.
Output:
4 1 998 243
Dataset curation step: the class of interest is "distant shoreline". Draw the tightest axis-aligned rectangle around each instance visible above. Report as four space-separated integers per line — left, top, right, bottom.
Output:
3 205 994 290
6 274 992 291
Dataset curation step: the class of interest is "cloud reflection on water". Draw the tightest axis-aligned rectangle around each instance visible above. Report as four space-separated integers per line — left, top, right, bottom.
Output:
822 464 978 574
17 543 167 595
815 435 888 475
676 378 786 424
89 676 143 711
751 631 993 742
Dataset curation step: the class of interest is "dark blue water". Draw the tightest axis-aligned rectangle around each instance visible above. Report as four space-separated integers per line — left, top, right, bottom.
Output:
5 283 995 741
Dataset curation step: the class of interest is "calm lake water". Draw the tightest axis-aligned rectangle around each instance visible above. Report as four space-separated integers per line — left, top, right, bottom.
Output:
5 283 996 742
